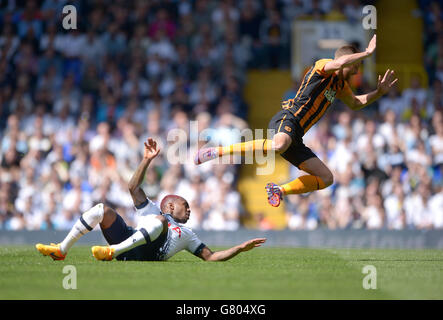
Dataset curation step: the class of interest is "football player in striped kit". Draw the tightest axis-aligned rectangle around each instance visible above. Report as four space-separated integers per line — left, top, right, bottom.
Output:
194 35 398 207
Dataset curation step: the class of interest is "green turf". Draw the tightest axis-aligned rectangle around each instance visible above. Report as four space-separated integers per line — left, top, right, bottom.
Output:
0 246 442 299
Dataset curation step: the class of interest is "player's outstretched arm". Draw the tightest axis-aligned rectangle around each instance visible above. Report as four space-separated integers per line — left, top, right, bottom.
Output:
339 69 398 111
323 34 376 73
128 138 160 207
198 238 267 262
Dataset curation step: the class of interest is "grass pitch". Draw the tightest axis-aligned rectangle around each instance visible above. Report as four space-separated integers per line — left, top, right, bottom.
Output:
0 246 442 299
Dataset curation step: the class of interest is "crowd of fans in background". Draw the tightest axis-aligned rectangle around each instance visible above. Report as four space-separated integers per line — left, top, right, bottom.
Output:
0 0 441 231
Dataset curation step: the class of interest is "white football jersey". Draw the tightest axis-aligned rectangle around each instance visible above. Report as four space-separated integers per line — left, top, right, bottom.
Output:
134 198 162 217
134 198 206 261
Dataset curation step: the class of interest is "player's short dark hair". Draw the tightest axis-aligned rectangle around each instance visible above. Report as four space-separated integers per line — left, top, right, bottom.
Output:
335 45 359 58
160 195 186 213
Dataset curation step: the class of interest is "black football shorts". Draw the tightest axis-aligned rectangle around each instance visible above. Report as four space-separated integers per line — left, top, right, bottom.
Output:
268 109 317 168
101 213 167 261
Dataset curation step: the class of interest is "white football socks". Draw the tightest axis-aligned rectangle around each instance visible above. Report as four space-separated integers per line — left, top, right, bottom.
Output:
111 216 164 256
60 203 104 254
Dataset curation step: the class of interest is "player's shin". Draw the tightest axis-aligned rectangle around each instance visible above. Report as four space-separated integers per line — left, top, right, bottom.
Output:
59 203 104 255
111 217 164 255
280 175 326 195
219 139 273 156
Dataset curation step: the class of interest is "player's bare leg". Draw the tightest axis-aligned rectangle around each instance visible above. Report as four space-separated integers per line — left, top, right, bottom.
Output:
296 158 334 190
270 132 292 154
100 205 118 229
266 157 334 207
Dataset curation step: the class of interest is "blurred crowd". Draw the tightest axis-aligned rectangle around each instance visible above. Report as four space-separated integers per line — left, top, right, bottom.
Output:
420 0 443 85
0 0 441 231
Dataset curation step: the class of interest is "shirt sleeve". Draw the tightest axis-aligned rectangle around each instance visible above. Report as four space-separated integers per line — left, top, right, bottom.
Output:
186 231 205 257
134 198 161 216
313 59 333 77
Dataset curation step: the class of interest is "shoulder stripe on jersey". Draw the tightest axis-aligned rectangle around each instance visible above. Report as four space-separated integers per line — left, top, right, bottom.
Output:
293 66 314 101
294 67 316 103
277 114 287 133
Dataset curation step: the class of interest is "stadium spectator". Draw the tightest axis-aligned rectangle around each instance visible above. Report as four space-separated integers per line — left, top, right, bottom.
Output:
259 9 289 68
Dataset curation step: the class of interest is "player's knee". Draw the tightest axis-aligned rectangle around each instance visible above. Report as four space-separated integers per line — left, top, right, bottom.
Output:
101 204 116 229
321 172 334 188
90 203 105 219
273 142 286 153
102 204 113 216
272 135 291 153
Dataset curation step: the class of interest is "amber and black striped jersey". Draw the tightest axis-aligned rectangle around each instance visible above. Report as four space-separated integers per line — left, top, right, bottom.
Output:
282 59 353 135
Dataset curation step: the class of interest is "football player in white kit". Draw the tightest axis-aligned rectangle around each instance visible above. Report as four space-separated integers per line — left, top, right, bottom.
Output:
36 138 266 262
